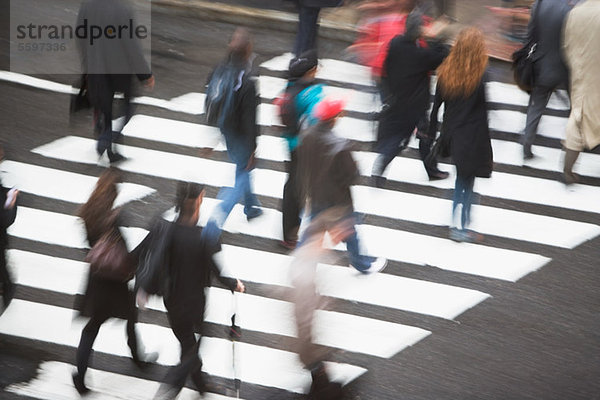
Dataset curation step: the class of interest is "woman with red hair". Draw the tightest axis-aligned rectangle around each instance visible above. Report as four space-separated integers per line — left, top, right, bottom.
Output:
429 28 493 243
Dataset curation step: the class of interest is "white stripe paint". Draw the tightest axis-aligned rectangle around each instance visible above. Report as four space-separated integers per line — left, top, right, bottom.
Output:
8 249 429 358
122 114 600 179
259 53 375 88
0 161 155 205
0 71 205 115
353 151 600 215
7 206 147 251
485 81 569 111
215 244 489 320
0 300 366 393
7 361 243 400
6 206 488 319
166 197 551 282
32 136 600 247
488 109 567 140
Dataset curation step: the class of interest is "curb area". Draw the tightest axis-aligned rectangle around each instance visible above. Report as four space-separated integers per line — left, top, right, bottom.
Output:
151 0 358 43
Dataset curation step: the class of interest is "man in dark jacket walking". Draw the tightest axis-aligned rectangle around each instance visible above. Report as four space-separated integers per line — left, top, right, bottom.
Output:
279 50 324 250
0 145 18 313
77 0 154 163
297 98 387 274
522 0 576 159
204 28 262 244
373 10 449 187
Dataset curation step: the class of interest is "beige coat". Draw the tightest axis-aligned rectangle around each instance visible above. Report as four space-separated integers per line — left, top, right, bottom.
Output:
563 0 600 151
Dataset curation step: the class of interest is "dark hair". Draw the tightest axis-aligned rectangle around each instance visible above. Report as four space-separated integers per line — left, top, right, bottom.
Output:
228 27 252 64
404 9 424 42
175 181 204 219
79 167 122 235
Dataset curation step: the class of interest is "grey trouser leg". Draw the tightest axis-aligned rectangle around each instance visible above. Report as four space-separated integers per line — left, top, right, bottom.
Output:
523 86 553 149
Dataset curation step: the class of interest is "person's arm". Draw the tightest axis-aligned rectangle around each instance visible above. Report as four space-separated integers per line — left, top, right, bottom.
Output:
240 78 260 169
428 83 443 139
207 240 245 293
419 40 450 71
527 0 539 42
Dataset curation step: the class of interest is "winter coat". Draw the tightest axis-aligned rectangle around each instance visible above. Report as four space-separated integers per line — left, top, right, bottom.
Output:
77 213 135 319
297 122 359 215
163 224 237 326
563 0 600 151
300 0 343 8
218 64 260 166
77 0 152 113
378 35 449 144
527 0 574 88
429 77 494 178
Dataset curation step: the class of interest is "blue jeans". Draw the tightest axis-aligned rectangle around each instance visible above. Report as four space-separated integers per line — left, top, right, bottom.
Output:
204 162 260 243
452 174 475 230
299 210 374 272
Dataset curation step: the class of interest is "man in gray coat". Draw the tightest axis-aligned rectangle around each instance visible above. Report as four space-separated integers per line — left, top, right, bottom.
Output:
522 0 575 159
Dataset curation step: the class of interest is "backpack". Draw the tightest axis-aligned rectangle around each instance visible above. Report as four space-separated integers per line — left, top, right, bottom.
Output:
135 219 173 297
205 63 239 128
275 82 320 136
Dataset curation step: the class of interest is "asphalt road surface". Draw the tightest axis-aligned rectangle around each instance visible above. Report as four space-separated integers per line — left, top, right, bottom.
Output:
0 2 599 400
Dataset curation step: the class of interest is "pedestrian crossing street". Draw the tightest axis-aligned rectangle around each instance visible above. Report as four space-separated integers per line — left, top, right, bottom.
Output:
1 52 600 399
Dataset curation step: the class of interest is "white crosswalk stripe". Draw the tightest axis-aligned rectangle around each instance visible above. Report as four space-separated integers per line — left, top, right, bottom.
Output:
1 53 599 400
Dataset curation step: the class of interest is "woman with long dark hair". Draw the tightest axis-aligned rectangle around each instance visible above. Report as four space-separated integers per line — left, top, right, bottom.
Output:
74 168 154 394
429 27 493 242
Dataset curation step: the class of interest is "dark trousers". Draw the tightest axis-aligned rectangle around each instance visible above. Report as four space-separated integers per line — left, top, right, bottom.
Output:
452 174 475 230
282 151 301 242
95 94 132 158
75 303 139 379
0 250 14 308
523 85 554 150
294 6 321 56
163 312 204 393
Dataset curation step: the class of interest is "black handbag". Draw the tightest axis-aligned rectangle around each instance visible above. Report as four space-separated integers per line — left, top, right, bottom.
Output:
512 0 542 93
425 132 451 170
70 74 91 114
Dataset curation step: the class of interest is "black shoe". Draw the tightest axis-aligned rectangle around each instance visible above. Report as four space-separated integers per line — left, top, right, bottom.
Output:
108 152 127 164
428 170 450 181
523 146 535 160
72 373 90 395
245 207 263 221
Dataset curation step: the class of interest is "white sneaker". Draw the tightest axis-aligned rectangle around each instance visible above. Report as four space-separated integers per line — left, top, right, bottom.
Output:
361 257 387 274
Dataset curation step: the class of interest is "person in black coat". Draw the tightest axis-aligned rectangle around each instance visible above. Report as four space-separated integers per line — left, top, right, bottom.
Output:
77 0 155 163
141 182 245 398
0 145 18 313
522 0 576 159
373 10 450 187
73 168 155 394
429 27 493 243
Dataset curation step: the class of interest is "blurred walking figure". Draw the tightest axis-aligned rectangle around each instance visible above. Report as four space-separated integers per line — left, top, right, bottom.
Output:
429 28 493 243
297 97 387 274
204 28 262 244
521 0 575 160
277 50 324 250
137 182 245 399
74 168 156 394
290 209 350 399
562 0 600 184
76 0 155 163
294 0 343 56
373 9 449 187
0 145 18 314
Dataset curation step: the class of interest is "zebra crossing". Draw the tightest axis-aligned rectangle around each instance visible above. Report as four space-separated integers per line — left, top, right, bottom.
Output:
1 52 599 399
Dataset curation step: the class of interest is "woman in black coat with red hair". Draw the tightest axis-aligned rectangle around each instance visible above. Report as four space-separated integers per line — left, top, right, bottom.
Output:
429 27 493 243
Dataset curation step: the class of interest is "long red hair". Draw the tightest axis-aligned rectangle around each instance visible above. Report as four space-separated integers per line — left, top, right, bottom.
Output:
436 27 488 98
